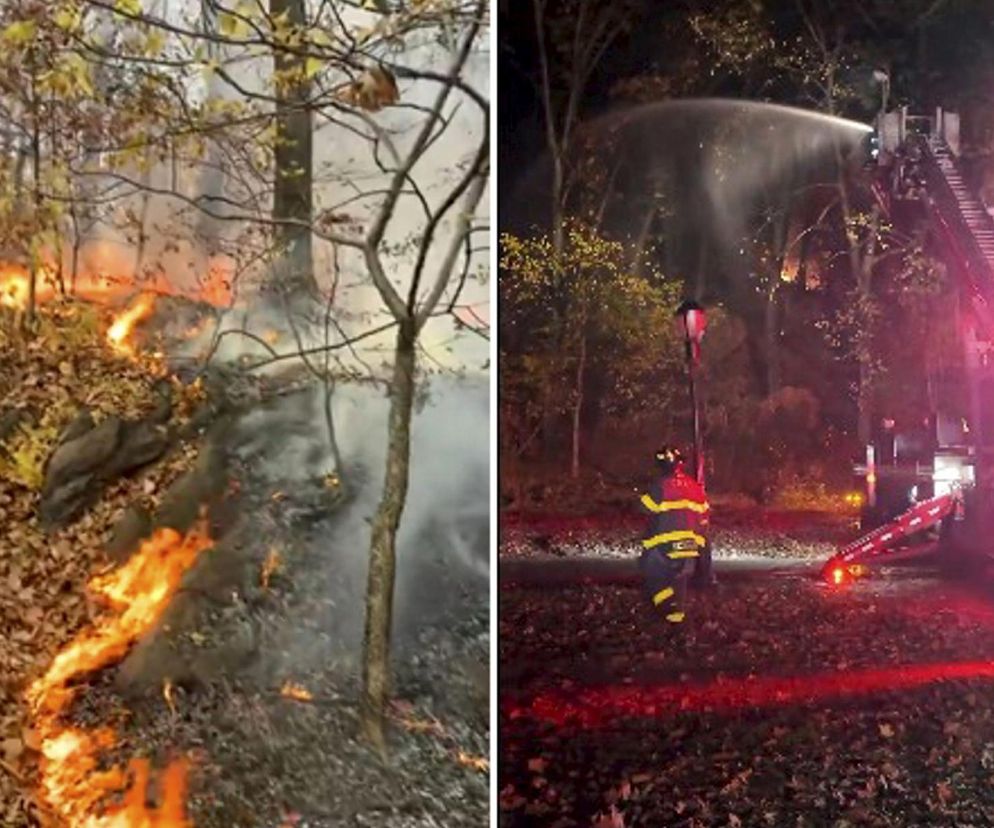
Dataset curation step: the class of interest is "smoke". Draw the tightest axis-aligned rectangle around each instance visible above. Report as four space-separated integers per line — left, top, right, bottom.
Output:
224 373 488 669
504 98 870 285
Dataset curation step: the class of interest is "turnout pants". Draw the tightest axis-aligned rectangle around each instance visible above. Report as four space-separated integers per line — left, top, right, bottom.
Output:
639 543 691 623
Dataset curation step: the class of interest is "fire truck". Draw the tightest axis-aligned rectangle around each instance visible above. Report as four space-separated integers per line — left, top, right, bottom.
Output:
823 107 994 583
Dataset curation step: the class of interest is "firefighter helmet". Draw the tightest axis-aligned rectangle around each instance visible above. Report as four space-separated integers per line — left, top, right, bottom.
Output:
654 445 684 475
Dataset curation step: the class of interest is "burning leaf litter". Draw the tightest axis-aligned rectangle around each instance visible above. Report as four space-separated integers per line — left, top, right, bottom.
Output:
279 682 313 703
260 547 282 590
3 302 489 826
163 681 177 716
26 523 211 827
455 752 488 774
106 294 158 356
0 303 208 826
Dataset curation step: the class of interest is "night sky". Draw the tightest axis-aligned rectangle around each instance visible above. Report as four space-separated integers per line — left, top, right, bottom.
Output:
499 0 994 224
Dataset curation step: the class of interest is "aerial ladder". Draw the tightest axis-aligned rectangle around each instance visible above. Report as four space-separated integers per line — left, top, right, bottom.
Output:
823 108 994 582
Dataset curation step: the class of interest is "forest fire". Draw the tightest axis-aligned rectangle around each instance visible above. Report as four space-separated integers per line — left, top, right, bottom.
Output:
0 256 236 364
279 682 313 703
0 265 30 308
26 524 212 827
0 255 233 317
107 294 157 355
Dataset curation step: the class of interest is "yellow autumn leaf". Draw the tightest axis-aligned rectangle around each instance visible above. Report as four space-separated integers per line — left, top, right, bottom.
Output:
54 5 83 32
145 28 165 56
114 0 142 16
64 53 93 96
305 56 323 79
310 28 332 47
2 20 37 45
218 12 249 38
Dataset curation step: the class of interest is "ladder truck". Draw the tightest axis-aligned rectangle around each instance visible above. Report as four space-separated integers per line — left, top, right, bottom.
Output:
823 107 994 583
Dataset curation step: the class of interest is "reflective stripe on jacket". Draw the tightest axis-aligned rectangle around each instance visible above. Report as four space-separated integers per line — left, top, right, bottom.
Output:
639 470 709 552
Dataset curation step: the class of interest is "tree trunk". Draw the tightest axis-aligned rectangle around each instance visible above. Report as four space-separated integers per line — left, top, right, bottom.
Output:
360 319 417 753
551 158 565 256
838 163 880 448
764 287 781 396
857 359 872 446
853 212 879 447
133 151 153 283
270 0 316 300
570 329 587 478
27 104 40 329
69 198 81 294
197 0 227 252
629 208 655 278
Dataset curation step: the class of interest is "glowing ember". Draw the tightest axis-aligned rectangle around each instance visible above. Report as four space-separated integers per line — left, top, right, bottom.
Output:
280 682 313 702
163 680 177 716
455 752 488 773
107 293 157 355
395 714 446 739
27 524 211 827
260 547 282 590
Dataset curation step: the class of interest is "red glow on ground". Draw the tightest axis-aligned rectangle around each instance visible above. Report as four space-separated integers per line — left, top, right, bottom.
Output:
511 660 994 728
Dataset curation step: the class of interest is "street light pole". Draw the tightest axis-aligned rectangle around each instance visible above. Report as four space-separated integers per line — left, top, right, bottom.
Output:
688 343 704 485
675 300 707 485
675 299 712 588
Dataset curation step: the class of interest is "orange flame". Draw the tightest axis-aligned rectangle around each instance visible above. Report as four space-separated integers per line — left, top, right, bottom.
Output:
27 524 211 827
455 752 489 773
0 266 30 308
260 547 282 590
280 682 313 702
163 680 176 716
0 252 234 315
107 293 157 355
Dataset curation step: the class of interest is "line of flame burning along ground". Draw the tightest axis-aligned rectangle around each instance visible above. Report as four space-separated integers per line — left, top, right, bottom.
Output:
26 524 212 828
0 259 232 311
1 262 161 356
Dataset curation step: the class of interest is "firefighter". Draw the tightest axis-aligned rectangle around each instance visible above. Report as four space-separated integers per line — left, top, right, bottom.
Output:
637 445 710 623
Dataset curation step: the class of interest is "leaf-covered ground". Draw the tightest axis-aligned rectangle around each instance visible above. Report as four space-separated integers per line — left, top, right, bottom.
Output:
500 507 854 560
500 566 994 827
0 303 201 826
1 304 490 827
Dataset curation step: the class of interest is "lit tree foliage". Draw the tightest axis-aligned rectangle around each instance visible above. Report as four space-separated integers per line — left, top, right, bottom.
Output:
500 220 683 480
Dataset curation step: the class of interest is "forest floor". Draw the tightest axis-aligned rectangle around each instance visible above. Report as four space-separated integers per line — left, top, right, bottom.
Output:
499 510 994 827
1 303 488 828
501 504 855 561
